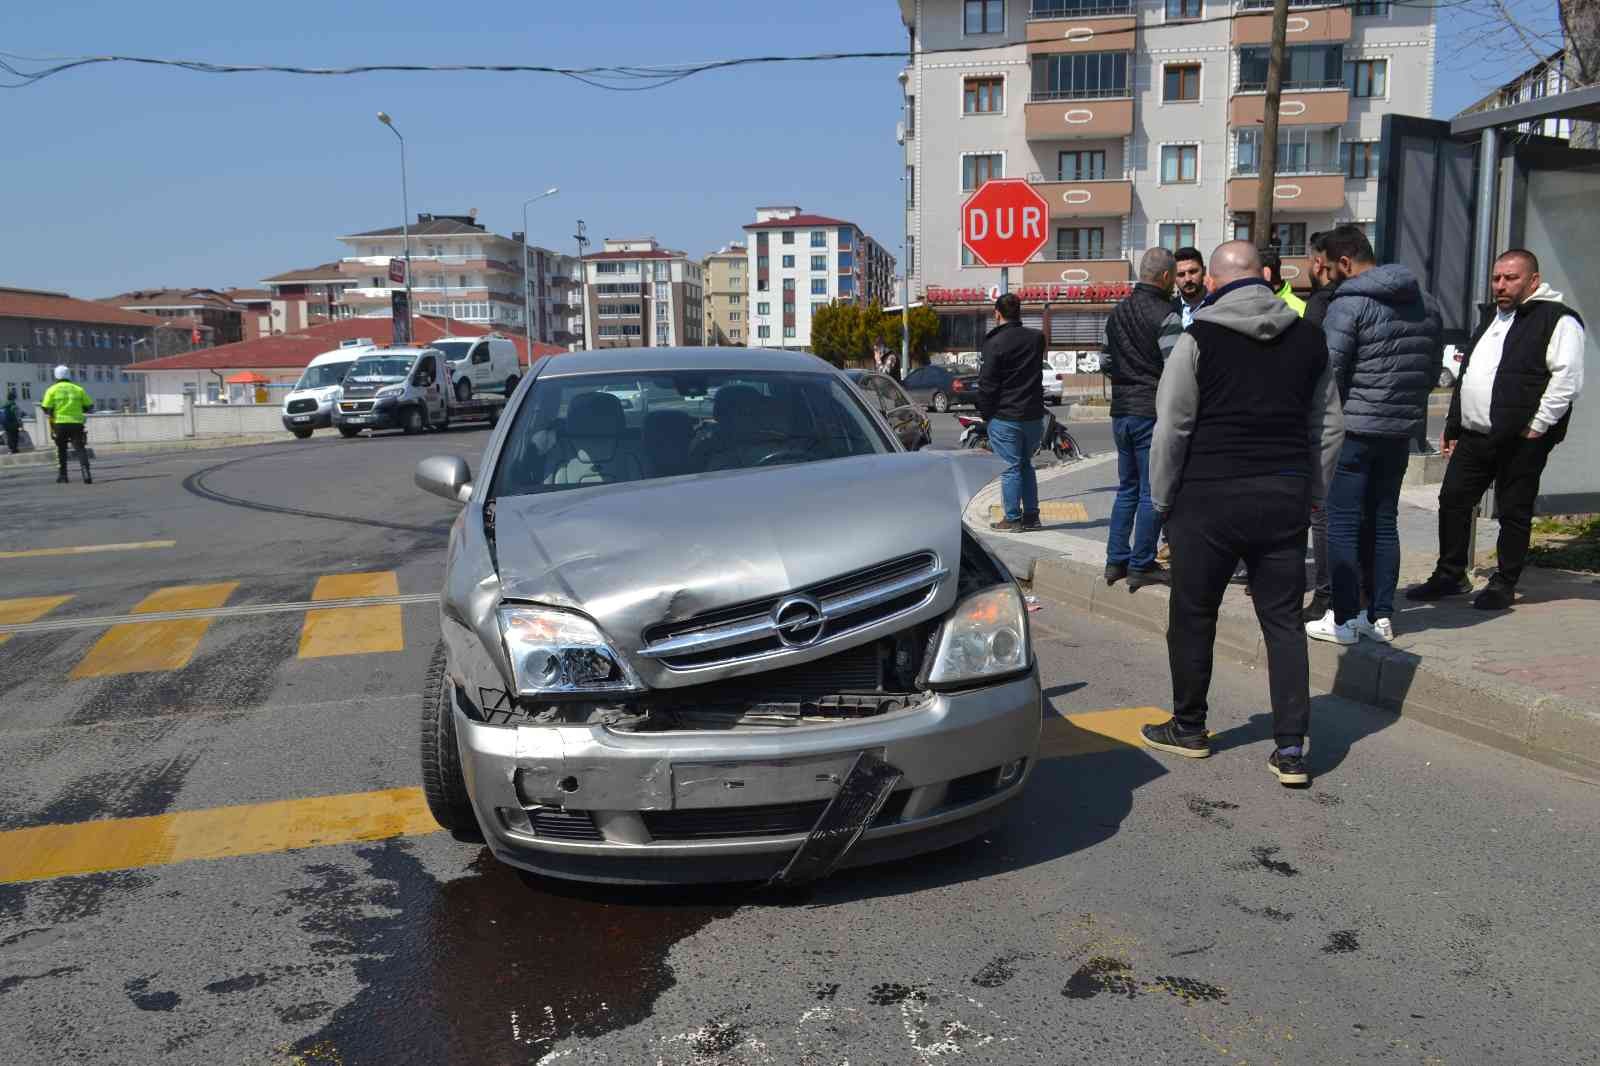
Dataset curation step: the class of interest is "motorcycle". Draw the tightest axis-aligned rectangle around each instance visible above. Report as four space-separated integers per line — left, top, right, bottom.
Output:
956 410 1088 462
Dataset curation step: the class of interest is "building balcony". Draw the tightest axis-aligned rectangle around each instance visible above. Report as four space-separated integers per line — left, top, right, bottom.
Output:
1232 2 1351 45
1229 88 1350 126
1025 9 1135 55
1027 176 1133 216
1028 0 1132 18
1025 95 1134 139
1022 257 1131 287
1226 173 1346 213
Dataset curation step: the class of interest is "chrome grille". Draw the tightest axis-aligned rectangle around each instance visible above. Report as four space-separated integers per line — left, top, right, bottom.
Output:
339 400 374 413
528 808 602 842
286 398 319 414
639 552 945 671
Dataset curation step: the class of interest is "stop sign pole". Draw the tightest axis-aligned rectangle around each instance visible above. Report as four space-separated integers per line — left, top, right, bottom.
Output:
960 179 1050 296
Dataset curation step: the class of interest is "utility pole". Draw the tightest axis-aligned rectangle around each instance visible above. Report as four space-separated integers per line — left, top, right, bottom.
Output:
573 219 590 350
1252 0 1291 251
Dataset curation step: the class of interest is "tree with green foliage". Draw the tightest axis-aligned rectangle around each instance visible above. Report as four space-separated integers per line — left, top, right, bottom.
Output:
877 305 942 366
809 303 857 366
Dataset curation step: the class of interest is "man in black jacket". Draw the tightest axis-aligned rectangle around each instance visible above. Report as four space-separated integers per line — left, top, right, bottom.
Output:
978 292 1047 532
1103 247 1177 589
1409 249 1586 609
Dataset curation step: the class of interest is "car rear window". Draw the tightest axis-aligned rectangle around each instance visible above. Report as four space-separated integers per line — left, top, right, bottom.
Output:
490 369 891 498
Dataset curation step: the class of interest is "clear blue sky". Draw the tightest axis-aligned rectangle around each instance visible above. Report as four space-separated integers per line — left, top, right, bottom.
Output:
0 1 1562 298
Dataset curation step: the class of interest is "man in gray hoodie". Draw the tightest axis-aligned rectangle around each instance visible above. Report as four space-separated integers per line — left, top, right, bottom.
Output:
1141 242 1344 787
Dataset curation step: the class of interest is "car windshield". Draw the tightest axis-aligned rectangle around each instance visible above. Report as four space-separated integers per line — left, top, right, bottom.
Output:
491 369 890 498
294 361 355 390
346 356 416 383
430 340 475 363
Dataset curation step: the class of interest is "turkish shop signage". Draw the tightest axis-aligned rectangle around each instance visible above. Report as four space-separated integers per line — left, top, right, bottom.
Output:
924 283 1132 305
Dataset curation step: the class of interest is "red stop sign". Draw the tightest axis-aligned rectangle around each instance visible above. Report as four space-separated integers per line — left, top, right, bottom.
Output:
961 179 1049 268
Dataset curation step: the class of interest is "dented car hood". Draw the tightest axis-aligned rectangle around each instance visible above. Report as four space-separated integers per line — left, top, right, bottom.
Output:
490 450 1002 689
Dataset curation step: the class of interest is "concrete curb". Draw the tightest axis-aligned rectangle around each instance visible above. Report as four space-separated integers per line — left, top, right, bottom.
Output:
0 432 310 471
1026 553 1600 775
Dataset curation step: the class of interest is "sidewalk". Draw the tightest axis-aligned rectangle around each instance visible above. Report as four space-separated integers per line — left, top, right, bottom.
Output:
973 455 1600 774
0 430 316 471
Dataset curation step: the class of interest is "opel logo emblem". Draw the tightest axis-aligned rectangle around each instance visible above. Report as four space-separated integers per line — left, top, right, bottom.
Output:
772 595 825 648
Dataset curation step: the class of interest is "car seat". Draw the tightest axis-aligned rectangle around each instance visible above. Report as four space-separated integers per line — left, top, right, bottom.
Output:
642 409 695 478
548 391 643 486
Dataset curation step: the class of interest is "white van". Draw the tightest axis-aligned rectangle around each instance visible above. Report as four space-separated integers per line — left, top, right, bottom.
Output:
282 340 371 439
428 335 521 402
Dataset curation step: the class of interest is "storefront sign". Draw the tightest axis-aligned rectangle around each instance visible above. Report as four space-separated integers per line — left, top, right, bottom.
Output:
924 282 1132 305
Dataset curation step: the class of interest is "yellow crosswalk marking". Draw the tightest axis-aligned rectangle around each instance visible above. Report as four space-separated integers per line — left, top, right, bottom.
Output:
69 582 239 679
297 571 404 659
0 539 176 560
0 595 73 647
1040 706 1172 758
0 787 438 884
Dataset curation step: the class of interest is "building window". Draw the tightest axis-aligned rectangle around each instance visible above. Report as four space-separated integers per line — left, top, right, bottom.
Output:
730 293 742 305
1055 150 1107 181
1235 127 1340 174
810 230 827 248
812 302 828 318
964 0 1003 35
778 255 793 269
757 325 771 339
783 278 796 292
1164 64 1201 102
961 153 1003 191
1161 144 1199 184
964 76 1004 114
811 278 828 295
1345 59 1388 98
906 235 916 275
961 246 978 267
1352 1 1390 14
783 326 797 339
46 328 57 347
1237 45 1343 91
1159 223 1197 251
838 252 855 270
807 255 823 272
1343 140 1379 179
1165 0 1202 19
1055 228 1105 261
906 165 915 207
1031 52 1129 101
781 231 795 245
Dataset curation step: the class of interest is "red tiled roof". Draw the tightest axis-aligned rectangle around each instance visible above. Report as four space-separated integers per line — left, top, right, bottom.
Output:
223 288 273 303
743 214 853 231
103 288 246 312
123 316 563 372
261 262 350 284
582 249 683 261
0 286 165 328
344 218 511 239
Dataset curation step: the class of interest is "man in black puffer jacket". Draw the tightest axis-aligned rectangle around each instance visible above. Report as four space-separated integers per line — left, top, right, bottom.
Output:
1306 226 1441 648
1102 247 1178 590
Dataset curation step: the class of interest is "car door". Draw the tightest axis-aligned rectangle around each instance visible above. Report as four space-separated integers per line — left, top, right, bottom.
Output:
415 355 444 419
879 376 926 450
470 342 492 387
900 366 933 405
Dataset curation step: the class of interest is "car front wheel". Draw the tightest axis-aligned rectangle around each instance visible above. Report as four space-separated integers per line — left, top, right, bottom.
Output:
291 428 313 440
420 643 483 842
338 426 362 439
932 390 950 413
402 406 425 435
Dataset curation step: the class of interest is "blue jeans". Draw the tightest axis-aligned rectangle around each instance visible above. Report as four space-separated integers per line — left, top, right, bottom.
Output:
1327 434 1410 623
1107 415 1160 569
989 417 1045 521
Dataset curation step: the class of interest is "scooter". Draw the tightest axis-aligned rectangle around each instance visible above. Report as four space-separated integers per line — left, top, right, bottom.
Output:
956 410 1088 462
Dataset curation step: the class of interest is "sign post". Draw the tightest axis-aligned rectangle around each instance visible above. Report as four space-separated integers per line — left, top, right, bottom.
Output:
961 179 1050 301
388 258 407 285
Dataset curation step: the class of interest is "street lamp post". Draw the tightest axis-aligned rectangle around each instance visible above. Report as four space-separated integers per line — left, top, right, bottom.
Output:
376 112 413 343
520 187 560 363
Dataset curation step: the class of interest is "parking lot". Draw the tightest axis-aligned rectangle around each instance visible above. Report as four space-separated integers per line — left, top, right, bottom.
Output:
2 424 1595 1065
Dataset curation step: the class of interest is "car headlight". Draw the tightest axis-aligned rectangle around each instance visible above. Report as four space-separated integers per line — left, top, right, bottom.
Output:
497 606 642 697
925 584 1031 686
375 385 404 399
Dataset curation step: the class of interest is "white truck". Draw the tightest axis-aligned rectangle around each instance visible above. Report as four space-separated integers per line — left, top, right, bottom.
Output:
282 339 371 439
427 335 521 402
332 345 509 438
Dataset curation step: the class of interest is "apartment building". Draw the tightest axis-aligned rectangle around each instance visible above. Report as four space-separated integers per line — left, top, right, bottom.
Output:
103 288 245 350
1459 47 1597 148
899 0 1433 349
519 242 584 347
0 287 161 411
741 207 897 348
260 262 358 327
702 242 748 345
581 239 704 349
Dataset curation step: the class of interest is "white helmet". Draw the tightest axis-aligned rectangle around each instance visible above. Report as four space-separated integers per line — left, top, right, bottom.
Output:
54 365 71 380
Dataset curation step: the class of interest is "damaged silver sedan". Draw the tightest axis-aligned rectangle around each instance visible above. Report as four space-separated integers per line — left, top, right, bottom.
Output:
415 347 1041 885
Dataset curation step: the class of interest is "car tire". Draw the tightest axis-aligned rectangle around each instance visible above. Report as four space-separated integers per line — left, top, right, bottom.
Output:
1438 368 1455 389
291 428 313 440
504 375 519 398
932 390 950 413
403 406 424 435
338 426 362 439
455 378 472 403
420 642 483 843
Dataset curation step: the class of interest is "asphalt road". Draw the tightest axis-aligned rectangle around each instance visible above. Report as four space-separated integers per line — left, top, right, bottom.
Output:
1 426 1593 1065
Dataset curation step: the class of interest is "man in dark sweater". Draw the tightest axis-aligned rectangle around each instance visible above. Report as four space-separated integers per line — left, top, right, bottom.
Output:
1102 247 1177 590
1141 241 1344 787
978 292 1048 532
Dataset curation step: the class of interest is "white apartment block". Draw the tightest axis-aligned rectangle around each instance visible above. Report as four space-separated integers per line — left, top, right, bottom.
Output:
899 0 1434 344
741 207 897 349
581 239 704 349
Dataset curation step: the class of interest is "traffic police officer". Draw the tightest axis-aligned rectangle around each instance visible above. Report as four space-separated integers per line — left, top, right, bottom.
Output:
40 365 94 484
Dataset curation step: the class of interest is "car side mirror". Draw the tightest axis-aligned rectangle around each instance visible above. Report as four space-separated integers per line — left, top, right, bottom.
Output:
416 455 472 503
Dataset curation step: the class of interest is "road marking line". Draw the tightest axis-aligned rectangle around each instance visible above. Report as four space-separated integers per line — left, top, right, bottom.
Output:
1040 706 1171 758
69 582 240 679
0 539 177 560
0 787 438 884
0 592 437 637
298 572 405 659
0 595 73 647
989 501 1089 523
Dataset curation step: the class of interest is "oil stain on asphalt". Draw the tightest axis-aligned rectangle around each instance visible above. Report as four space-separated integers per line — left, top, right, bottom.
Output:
282 840 736 1063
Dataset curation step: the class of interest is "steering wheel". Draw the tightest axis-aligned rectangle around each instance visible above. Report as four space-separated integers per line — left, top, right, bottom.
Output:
755 448 810 467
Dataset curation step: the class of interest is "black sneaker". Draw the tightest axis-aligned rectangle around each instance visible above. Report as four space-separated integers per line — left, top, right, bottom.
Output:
1300 595 1330 623
1406 573 1472 601
1128 565 1170 592
56 473 68 484
1268 747 1310 787
990 518 1024 532
1021 513 1042 531
1472 574 1515 610
1141 719 1211 759
1104 562 1128 586
81 473 92 485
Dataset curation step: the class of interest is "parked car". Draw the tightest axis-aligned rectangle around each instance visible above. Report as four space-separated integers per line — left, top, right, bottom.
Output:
414 347 1041 885
846 370 933 450
901 364 981 413
429 335 521 402
281 341 369 439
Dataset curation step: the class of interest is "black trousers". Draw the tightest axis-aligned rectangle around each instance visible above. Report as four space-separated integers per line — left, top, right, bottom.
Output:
3 426 18 454
1167 475 1311 746
54 424 90 478
1437 429 1555 586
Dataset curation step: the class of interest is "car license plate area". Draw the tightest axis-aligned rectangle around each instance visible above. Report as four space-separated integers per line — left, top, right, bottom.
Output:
672 751 876 809
292 416 311 423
